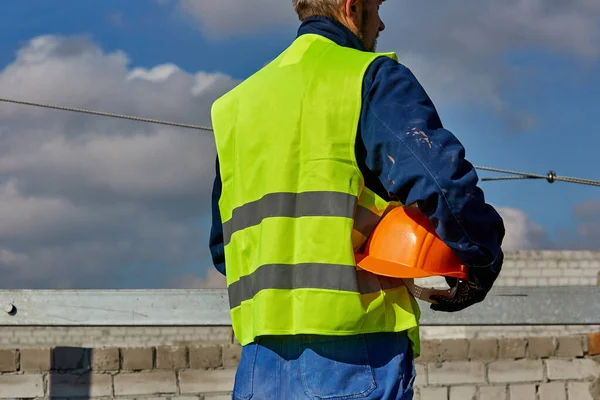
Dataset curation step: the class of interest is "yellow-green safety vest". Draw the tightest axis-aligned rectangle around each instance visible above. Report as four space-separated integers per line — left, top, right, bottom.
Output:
211 33 421 356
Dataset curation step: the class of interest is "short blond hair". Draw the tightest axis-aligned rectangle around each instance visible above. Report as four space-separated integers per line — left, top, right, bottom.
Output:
292 0 343 21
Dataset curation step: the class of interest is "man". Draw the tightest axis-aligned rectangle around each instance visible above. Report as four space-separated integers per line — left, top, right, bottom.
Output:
209 0 505 398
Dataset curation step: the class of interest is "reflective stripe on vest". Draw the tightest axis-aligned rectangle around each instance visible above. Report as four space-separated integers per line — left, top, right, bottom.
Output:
223 191 356 246
352 186 402 251
211 33 421 355
228 263 405 308
222 188 399 249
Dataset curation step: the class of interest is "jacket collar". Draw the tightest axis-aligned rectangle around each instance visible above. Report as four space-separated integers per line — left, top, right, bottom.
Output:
297 16 366 52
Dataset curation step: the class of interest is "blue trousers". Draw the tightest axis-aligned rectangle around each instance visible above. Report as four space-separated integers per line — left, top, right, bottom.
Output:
232 331 416 400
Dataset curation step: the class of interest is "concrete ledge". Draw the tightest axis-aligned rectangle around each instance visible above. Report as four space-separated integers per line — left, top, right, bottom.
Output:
1 286 599 326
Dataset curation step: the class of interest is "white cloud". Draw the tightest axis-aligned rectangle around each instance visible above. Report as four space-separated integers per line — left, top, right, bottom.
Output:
177 0 297 38
128 64 182 82
379 1 600 112
495 207 552 251
0 35 238 289
165 1 600 126
0 248 28 268
494 203 600 252
568 200 600 249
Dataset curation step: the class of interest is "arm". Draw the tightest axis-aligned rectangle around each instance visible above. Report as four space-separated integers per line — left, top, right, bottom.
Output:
209 156 226 276
359 58 505 295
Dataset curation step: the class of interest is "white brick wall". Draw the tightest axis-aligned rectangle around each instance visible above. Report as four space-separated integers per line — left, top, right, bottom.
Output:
415 251 600 289
487 360 544 383
179 369 236 394
567 382 595 400
509 384 537 399
421 325 600 340
48 373 113 398
478 385 507 400
546 359 599 381
428 362 486 385
538 382 567 400
113 371 178 396
449 385 477 400
498 251 600 287
0 375 44 398
0 335 597 400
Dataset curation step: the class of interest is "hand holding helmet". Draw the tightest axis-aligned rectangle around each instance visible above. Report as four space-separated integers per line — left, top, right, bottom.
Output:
355 205 498 313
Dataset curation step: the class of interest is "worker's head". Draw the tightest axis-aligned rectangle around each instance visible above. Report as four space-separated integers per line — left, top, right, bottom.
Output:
292 0 386 52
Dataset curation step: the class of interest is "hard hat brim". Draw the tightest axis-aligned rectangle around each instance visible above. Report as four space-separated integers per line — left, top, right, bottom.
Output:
358 254 470 281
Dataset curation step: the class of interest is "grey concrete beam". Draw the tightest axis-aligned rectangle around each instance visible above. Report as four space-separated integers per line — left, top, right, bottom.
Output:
0 287 597 326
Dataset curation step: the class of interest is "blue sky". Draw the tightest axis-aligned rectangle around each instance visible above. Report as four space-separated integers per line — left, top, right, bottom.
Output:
0 1 598 288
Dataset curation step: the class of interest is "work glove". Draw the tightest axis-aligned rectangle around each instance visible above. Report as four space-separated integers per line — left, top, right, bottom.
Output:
429 252 504 313
429 277 488 312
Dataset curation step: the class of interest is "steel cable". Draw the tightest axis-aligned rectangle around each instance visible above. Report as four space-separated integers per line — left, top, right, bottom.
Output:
2 96 599 187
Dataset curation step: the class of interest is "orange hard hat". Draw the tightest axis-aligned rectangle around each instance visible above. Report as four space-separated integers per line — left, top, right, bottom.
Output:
356 206 469 281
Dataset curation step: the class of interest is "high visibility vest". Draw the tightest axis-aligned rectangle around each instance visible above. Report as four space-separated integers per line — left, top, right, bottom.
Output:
211 33 421 355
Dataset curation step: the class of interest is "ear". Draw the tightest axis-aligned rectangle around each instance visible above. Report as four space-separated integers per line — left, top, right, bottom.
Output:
342 0 360 20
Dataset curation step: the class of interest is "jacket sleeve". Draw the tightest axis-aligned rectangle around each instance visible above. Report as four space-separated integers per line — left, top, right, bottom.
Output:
209 155 226 276
359 58 505 287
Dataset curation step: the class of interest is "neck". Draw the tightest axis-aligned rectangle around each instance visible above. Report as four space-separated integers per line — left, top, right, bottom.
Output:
335 14 359 38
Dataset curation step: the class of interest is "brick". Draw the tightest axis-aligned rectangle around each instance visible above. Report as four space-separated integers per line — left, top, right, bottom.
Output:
52 347 91 370
419 386 448 400
132 397 169 400
479 385 507 400
590 378 600 400
202 396 233 400
48 372 113 397
546 359 599 381
556 336 584 357
189 345 222 369
509 384 537 400
165 326 232 344
521 268 542 277
0 350 17 372
568 382 594 400
527 337 555 358
539 382 566 400
542 268 563 277
414 363 427 387
418 340 439 363
468 338 498 361
172 397 203 400
156 346 187 369
427 362 485 385
179 368 236 394
122 347 153 370
0 374 44 398
91 347 119 370
499 338 526 359
439 339 469 361
20 348 52 371
449 386 476 400
222 344 242 367
114 371 177 396
564 268 585 277
488 360 544 383
588 332 600 356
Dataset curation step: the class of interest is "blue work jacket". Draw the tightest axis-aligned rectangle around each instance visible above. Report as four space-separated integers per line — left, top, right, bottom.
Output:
209 16 505 287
